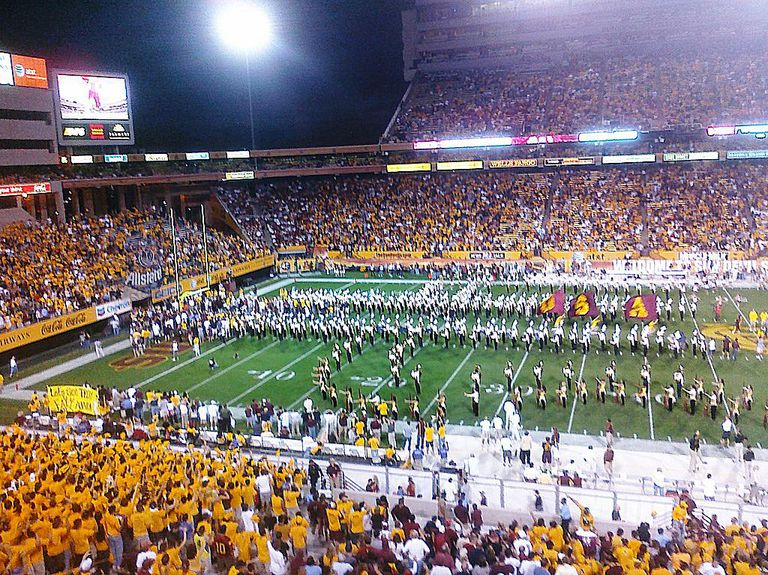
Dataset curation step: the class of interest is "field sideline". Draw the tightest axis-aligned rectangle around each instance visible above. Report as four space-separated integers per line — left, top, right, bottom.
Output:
10 277 768 445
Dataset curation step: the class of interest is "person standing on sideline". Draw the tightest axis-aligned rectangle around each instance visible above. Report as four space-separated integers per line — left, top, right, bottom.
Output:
9 356 17 379
603 445 615 479
519 431 532 465
720 415 733 447
734 428 746 462
653 467 665 496
559 497 572 536
688 431 703 472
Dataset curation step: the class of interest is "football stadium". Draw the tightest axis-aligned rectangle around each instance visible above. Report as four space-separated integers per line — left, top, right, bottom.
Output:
0 1 767 575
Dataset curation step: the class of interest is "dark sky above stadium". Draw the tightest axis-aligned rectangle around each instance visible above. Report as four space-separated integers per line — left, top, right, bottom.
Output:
0 0 408 151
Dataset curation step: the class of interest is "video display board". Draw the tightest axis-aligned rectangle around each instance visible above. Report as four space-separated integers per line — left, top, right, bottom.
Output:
53 70 135 146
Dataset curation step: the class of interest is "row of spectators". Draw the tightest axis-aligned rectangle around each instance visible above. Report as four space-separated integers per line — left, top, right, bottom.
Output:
0 209 257 332
388 56 768 142
218 164 766 255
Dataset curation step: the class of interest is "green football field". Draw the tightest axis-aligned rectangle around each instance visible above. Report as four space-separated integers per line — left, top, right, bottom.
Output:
19 278 768 445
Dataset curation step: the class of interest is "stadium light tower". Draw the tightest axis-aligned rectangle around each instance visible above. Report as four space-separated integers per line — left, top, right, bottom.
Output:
216 1 272 150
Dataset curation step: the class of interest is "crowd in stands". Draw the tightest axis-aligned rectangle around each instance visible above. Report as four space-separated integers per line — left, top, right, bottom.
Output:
545 171 645 252
0 209 255 331
388 56 768 142
218 164 768 256
222 174 550 254
1 422 767 575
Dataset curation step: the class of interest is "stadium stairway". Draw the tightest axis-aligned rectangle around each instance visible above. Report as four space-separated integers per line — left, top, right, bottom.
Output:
0 207 34 229
122 285 149 301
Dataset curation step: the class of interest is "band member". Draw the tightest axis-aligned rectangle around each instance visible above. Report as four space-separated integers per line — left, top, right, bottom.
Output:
411 364 422 395
556 382 568 408
464 388 479 417
504 361 515 393
616 380 626 406
562 360 574 390
595 378 607 404
577 379 588 406
634 383 647 409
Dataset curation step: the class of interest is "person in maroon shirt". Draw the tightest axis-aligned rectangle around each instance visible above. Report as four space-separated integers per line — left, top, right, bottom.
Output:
212 524 234 573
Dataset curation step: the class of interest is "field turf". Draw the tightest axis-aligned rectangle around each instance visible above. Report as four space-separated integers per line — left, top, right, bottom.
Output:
21 278 768 446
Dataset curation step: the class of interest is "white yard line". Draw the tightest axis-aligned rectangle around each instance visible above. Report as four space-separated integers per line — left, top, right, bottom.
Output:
722 287 749 324
648 379 656 441
567 353 587 433
228 343 324 405
423 348 475 415
184 340 281 395
493 351 529 417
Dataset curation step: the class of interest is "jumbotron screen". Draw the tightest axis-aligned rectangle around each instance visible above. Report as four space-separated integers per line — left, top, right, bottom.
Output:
53 71 135 146
57 74 129 120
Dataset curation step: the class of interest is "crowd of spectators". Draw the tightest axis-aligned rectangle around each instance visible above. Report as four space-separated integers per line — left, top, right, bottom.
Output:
227 173 550 254
545 171 645 252
388 56 768 142
218 164 768 256
0 209 256 332
2 420 767 575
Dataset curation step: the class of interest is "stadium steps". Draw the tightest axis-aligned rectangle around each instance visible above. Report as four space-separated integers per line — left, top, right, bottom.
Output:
122 285 150 301
0 207 34 229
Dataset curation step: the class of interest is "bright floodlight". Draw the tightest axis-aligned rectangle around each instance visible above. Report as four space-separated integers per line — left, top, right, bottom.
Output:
217 2 272 54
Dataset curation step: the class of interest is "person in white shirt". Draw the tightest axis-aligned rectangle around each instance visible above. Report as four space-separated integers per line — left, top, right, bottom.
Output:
699 559 726 575
268 541 287 575
492 415 503 443
479 417 491 447
330 561 353 575
403 531 430 573
555 558 579 575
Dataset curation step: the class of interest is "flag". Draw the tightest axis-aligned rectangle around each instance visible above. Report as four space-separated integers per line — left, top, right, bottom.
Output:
554 313 566 327
590 315 603 329
624 295 658 321
538 289 565 315
568 291 600 319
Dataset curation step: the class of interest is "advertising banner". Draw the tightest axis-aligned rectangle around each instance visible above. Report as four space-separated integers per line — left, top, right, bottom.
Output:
486 159 538 169
601 154 656 164
145 153 169 162
386 163 431 173
225 171 255 180
435 161 483 171
0 182 51 197
0 308 95 353
95 299 132 320
350 250 427 259
11 54 48 88
543 157 596 167
185 152 210 161
47 386 100 415
662 152 719 162
726 150 768 160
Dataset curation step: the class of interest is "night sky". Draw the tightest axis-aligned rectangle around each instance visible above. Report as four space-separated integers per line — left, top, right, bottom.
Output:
0 0 409 151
